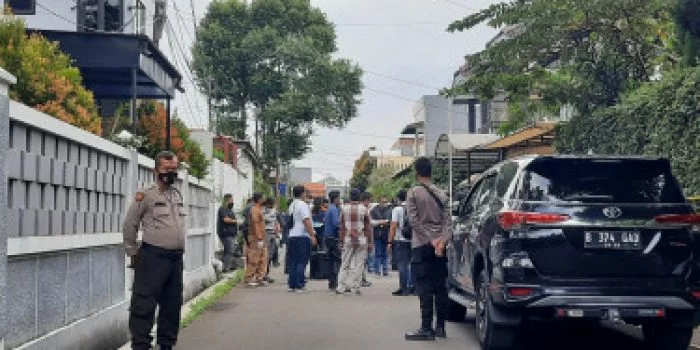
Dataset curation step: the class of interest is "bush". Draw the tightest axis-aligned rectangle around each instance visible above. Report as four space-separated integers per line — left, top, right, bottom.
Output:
556 67 700 195
0 14 101 134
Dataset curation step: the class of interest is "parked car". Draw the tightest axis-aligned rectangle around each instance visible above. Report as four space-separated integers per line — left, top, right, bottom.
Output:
446 155 700 350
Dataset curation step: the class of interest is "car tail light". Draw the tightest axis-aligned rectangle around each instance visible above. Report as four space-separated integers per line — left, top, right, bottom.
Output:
691 291 700 299
654 214 700 225
498 212 570 230
506 287 535 298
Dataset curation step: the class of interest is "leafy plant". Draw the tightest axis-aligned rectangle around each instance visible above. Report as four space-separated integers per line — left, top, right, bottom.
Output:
447 0 677 131
0 14 101 134
556 66 700 195
349 151 375 192
136 101 210 179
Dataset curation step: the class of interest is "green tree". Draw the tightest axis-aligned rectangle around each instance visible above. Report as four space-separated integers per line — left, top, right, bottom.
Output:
447 0 676 133
556 67 700 194
349 151 375 192
193 0 363 170
368 166 416 199
676 0 700 66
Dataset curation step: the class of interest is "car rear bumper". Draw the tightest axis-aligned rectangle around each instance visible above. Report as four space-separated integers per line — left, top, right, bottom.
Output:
488 284 700 326
527 295 694 310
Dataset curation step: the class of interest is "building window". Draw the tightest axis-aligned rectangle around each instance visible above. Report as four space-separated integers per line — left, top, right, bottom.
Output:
5 0 35 15
78 0 123 32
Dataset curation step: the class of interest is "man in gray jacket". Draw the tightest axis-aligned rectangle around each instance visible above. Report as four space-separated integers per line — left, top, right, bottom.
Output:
404 157 452 341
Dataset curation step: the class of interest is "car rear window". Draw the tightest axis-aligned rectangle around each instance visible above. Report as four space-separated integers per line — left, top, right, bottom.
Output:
519 158 685 204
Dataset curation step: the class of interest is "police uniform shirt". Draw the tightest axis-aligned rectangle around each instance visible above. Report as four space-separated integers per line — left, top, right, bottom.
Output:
123 185 187 256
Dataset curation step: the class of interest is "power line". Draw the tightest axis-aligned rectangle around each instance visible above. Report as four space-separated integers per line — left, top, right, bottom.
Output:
334 22 445 28
364 85 476 119
364 70 443 90
435 0 480 11
164 24 206 129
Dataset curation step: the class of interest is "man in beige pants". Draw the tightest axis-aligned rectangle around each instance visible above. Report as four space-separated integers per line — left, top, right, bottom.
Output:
336 189 373 295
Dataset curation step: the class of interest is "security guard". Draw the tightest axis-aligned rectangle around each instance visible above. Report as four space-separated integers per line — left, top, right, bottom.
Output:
123 151 186 350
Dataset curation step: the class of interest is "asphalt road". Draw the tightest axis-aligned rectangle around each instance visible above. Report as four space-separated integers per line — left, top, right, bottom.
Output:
175 266 648 350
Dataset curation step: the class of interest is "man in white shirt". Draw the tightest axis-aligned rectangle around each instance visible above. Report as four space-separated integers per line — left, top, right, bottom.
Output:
388 189 414 296
287 185 318 293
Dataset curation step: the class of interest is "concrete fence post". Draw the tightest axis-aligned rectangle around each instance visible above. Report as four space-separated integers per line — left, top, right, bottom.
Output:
124 148 139 296
0 67 17 349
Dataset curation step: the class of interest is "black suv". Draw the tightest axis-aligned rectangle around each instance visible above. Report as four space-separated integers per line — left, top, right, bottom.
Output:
446 155 700 350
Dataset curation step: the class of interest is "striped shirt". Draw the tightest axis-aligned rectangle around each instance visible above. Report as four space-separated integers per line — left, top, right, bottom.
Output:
340 202 372 241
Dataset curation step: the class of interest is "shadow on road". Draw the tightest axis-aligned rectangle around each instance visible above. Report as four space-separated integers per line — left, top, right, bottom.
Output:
454 317 645 350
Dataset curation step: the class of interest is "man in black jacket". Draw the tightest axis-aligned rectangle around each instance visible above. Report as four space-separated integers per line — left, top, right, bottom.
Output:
217 194 238 272
370 196 393 276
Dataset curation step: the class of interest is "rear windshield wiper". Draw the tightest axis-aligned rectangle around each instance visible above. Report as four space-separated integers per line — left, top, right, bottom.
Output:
562 194 615 202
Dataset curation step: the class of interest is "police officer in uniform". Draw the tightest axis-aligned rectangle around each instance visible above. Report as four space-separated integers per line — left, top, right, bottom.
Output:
123 151 186 350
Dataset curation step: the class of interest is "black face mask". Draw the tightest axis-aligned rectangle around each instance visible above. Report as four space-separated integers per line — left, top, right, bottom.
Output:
227 203 234 209
158 171 178 186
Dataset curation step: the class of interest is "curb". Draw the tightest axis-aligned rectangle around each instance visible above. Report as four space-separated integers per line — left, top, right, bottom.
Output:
117 270 243 350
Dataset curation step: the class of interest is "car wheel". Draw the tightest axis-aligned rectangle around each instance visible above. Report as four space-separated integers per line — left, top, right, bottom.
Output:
446 298 467 322
475 270 517 350
642 323 692 350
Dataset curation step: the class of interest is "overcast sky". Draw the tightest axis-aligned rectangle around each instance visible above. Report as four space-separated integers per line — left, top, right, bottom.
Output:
165 0 500 182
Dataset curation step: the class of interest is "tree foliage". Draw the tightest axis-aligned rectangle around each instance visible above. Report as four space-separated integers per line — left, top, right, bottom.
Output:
368 166 416 200
193 0 363 169
0 14 101 134
447 0 676 133
136 101 210 179
349 151 375 192
676 0 700 66
556 67 700 194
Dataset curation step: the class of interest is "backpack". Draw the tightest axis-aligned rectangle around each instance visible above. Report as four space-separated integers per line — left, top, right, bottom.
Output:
285 203 295 231
401 206 413 240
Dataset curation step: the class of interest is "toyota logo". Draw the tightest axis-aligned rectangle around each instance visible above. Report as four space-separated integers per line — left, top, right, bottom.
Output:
603 207 623 219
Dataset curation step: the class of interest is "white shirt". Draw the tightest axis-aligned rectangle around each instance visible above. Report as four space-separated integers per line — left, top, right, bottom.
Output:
288 199 311 238
391 203 408 241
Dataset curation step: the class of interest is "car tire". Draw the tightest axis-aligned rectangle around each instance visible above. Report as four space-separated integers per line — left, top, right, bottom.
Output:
446 298 467 322
642 323 692 350
475 270 517 350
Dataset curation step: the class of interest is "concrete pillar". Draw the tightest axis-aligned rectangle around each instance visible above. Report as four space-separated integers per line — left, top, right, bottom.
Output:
124 148 139 297
468 99 477 133
0 67 17 349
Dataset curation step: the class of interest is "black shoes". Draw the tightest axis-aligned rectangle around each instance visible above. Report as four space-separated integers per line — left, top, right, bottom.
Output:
361 280 372 287
435 326 446 339
405 328 436 341
392 289 405 296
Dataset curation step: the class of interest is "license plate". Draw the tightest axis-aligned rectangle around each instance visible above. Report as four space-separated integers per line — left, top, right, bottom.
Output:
584 231 642 250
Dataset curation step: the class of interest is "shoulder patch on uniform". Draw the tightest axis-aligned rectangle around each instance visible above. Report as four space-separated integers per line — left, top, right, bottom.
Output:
135 192 145 202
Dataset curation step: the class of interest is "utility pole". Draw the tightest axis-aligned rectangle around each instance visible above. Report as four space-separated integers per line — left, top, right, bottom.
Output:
448 79 455 208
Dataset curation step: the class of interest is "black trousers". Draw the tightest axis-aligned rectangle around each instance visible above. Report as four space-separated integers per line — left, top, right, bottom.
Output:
324 236 342 289
129 243 184 349
219 234 237 272
411 245 449 330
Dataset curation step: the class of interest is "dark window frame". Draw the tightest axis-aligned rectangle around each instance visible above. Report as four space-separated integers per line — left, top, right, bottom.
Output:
5 0 36 15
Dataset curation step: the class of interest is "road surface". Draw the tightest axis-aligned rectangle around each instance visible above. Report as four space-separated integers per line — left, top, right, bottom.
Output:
174 266 647 350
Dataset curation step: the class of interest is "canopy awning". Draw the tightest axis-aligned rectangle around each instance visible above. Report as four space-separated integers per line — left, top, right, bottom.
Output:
34 30 183 99
482 122 556 150
401 121 424 135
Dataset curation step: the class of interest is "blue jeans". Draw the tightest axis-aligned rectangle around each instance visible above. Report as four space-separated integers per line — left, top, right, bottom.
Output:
287 236 311 290
373 238 388 275
393 241 413 291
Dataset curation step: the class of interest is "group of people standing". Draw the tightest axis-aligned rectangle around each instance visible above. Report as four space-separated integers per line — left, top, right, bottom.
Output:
217 193 283 287
216 157 453 341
